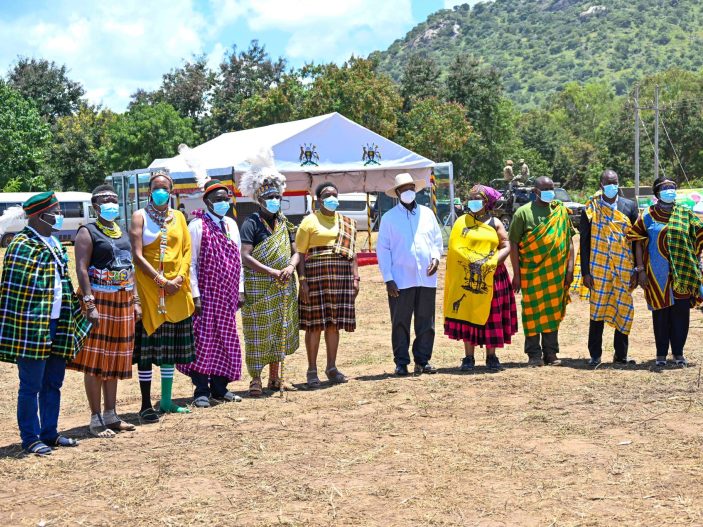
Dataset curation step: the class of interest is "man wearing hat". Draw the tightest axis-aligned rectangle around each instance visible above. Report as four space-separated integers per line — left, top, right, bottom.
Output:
0 192 90 456
377 173 444 376
177 180 244 407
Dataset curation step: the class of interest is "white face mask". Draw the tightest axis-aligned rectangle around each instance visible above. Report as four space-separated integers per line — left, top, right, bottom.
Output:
399 190 416 204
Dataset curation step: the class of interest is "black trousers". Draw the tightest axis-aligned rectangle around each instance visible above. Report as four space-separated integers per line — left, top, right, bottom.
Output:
588 320 629 360
652 298 690 358
524 331 559 358
388 287 436 367
191 372 229 399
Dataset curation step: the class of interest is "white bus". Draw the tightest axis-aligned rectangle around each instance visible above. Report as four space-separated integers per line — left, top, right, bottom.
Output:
0 192 95 246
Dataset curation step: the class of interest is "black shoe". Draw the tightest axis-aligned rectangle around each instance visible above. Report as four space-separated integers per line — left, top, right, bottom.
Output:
414 363 438 375
460 356 475 372
395 365 409 376
613 356 636 365
486 355 504 372
138 407 160 424
588 357 602 367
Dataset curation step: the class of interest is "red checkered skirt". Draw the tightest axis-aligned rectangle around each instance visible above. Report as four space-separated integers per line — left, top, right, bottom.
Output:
444 264 517 348
299 249 356 332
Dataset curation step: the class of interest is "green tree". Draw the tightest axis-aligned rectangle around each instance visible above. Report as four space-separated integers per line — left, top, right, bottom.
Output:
0 82 52 191
50 104 117 191
7 57 84 124
400 54 441 111
398 97 472 161
304 57 403 138
104 102 197 172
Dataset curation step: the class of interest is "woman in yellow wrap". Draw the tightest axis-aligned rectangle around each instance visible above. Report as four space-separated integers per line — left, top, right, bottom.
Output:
130 171 195 422
444 185 517 372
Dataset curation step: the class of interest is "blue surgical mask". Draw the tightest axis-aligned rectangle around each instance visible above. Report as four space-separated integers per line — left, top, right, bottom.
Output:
265 198 281 214
212 201 231 217
322 196 339 211
99 203 120 222
151 188 170 207
659 188 677 204
467 200 484 213
602 184 619 200
540 190 555 203
42 213 64 231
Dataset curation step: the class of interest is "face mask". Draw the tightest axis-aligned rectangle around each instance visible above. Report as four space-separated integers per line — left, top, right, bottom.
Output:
265 198 281 214
539 190 555 203
602 184 619 199
42 213 64 231
99 203 120 222
659 188 677 204
151 188 170 207
212 201 231 217
467 200 484 213
399 190 416 204
322 196 339 211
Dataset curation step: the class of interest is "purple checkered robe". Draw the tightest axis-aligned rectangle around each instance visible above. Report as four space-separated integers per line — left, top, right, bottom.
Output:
177 211 242 381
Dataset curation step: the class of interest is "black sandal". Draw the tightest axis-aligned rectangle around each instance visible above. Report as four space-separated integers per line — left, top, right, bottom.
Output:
25 441 52 457
138 408 160 424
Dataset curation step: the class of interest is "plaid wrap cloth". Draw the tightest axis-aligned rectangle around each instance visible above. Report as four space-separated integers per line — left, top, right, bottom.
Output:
242 218 299 377
519 201 572 337
667 205 703 301
0 228 90 363
332 214 357 260
178 212 242 382
582 198 635 334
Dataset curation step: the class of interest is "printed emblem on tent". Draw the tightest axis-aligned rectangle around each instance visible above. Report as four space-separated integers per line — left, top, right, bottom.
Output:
362 143 382 166
299 143 320 167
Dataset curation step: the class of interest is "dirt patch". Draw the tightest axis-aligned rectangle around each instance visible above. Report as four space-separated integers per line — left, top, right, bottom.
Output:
0 253 702 526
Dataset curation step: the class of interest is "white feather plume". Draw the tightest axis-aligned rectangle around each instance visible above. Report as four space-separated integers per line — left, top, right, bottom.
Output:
239 147 286 198
0 206 26 237
178 143 210 190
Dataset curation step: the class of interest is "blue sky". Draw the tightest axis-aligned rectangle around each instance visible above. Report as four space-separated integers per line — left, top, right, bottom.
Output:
0 0 484 112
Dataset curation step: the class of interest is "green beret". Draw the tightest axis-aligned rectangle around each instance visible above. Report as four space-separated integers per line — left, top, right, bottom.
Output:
23 191 58 217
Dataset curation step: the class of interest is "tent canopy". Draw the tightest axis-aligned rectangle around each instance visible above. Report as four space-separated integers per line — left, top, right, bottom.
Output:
149 112 435 194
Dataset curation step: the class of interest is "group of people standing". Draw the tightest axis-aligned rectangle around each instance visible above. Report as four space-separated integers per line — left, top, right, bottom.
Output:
443 169 703 372
0 160 700 457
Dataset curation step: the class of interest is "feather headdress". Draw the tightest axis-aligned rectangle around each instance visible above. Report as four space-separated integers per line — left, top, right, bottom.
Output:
178 143 210 190
239 147 286 199
0 206 26 237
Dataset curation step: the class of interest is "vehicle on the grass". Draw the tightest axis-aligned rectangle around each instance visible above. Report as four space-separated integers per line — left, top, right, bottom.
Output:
0 192 95 246
334 193 377 231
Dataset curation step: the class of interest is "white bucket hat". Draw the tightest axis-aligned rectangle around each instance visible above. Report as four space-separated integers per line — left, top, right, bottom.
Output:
385 173 427 198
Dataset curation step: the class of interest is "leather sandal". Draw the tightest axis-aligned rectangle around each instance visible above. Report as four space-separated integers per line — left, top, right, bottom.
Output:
249 378 263 397
306 369 321 389
325 367 348 384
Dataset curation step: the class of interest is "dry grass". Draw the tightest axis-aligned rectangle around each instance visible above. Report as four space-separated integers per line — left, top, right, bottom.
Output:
0 248 702 526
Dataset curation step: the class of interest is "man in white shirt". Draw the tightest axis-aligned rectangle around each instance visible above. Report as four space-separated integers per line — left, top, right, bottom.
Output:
176 181 244 407
377 173 444 376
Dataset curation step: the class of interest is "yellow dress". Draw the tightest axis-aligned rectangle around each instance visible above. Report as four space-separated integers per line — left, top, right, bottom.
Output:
135 210 194 336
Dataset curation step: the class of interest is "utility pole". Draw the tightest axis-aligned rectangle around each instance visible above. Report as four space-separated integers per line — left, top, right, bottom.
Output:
634 85 640 198
654 84 660 181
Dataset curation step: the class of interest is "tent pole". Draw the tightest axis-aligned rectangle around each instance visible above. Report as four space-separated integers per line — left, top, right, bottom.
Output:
366 192 373 252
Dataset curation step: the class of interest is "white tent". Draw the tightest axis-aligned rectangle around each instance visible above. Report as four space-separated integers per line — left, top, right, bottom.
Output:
149 112 435 194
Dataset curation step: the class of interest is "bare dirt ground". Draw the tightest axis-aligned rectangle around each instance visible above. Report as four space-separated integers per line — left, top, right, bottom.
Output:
1 247 702 526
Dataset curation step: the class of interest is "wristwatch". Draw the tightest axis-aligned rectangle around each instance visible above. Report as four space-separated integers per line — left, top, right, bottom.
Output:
82 294 95 302
634 266 644 273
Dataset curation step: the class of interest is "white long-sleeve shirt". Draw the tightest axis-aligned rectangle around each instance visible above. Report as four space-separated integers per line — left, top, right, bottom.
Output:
189 212 244 298
377 203 443 290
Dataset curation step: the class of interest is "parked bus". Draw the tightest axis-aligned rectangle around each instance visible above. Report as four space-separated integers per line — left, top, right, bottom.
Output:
0 192 95 246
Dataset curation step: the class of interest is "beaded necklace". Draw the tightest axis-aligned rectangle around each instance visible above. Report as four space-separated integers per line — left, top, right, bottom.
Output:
146 202 174 314
95 218 122 239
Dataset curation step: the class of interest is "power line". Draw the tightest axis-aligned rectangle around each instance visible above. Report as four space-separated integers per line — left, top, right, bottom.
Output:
660 114 692 188
639 115 666 178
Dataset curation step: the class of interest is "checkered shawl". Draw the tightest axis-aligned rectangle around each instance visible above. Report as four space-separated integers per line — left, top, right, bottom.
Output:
667 205 703 301
178 212 242 381
584 198 635 334
242 218 299 377
333 214 357 260
0 228 90 362
519 201 571 337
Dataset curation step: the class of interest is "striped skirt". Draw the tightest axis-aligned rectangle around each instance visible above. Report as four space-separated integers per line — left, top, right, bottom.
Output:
444 264 517 348
67 289 135 380
133 317 195 367
299 249 356 332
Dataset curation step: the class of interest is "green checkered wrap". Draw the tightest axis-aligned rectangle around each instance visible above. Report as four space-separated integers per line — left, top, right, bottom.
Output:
242 220 299 377
0 228 90 363
667 205 703 300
